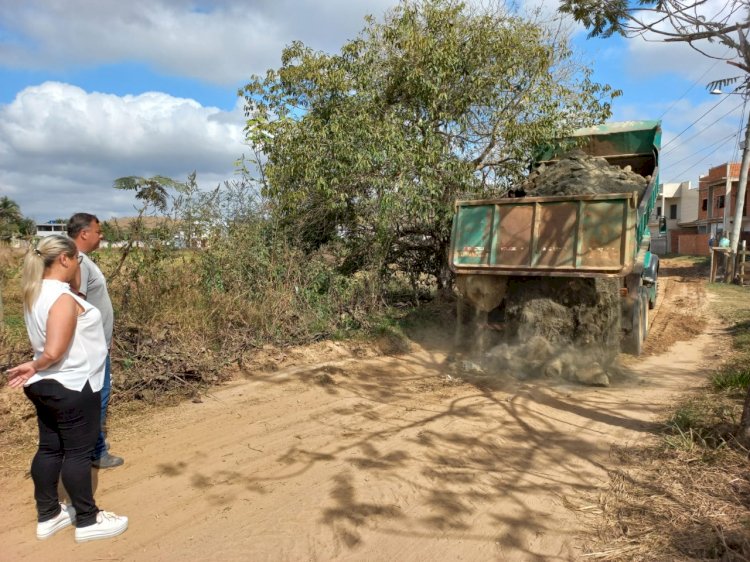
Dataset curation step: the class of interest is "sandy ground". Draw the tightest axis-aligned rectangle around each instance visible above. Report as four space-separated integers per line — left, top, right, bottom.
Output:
0 260 717 561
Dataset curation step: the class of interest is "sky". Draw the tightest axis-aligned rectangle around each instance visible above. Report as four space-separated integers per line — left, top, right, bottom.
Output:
0 0 747 222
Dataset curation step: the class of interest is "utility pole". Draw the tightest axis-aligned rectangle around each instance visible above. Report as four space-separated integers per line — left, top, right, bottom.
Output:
723 161 733 237
730 106 750 268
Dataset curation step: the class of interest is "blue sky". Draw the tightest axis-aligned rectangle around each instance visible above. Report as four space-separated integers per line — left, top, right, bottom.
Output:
0 0 745 222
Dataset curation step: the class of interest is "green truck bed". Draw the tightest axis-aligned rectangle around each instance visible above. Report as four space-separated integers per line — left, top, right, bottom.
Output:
450 121 661 278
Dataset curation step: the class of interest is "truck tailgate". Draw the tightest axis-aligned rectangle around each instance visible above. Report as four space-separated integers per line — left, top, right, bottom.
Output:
450 192 638 277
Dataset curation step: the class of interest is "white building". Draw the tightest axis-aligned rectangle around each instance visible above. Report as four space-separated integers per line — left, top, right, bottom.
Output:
35 223 67 237
648 181 699 254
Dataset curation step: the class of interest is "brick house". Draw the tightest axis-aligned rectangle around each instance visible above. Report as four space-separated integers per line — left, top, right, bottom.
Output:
697 162 750 247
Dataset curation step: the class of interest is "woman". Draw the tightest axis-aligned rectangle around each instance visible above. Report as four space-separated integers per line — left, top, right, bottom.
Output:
6 235 128 543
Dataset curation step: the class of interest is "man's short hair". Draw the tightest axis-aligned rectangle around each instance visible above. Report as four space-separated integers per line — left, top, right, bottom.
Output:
67 213 100 239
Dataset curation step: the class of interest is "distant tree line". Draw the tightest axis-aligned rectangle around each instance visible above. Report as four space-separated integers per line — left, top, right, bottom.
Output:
0 196 35 240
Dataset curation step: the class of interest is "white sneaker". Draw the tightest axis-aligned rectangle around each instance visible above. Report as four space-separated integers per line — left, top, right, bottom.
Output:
74 510 128 543
37 503 76 540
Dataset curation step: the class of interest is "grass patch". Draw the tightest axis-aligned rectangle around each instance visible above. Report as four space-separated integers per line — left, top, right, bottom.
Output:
712 369 750 392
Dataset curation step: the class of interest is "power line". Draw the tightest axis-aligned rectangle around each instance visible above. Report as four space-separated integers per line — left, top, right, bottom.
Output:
666 134 737 182
658 55 727 120
662 93 733 150
663 100 746 157
667 132 736 168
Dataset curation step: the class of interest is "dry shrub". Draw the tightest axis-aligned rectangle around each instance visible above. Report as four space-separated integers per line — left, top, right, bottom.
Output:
0 246 37 467
0 245 29 375
104 250 221 403
0 244 26 268
101 222 387 404
582 394 750 561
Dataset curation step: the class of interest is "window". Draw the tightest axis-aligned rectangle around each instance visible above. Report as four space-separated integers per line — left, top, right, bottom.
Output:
656 206 662 217
718 195 725 209
702 199 708 211
669 204 677 219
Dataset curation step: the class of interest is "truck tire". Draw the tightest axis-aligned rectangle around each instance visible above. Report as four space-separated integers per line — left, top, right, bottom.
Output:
648 281 657 309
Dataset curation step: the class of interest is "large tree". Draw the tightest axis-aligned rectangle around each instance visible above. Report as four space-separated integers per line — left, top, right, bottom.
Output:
242 0 617 288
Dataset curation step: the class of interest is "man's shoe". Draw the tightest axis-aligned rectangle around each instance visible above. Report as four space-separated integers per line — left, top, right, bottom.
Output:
74 511 128 543
37 503 76 540
92 453 124 469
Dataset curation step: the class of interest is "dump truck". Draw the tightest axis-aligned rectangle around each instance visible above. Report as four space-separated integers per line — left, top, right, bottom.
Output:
449 121 661 357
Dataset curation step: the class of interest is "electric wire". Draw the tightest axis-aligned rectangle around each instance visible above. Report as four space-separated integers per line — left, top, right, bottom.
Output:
666 134 737 183
658 55 727 120
663 100 746 157
668 132 737 169
662 93 733 150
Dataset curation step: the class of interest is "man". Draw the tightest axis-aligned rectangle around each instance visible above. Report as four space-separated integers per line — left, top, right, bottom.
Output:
67 213 124 469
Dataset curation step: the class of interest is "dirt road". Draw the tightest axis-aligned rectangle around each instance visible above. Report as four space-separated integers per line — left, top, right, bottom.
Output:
0 259 716 561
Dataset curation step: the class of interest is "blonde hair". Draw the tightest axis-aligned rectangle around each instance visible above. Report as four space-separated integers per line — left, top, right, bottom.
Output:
22 235 77 312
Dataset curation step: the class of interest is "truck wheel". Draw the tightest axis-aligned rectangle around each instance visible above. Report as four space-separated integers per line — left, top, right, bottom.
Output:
624 298 643 356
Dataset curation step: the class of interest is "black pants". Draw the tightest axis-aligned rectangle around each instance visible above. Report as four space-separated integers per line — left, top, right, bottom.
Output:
24 379 100 527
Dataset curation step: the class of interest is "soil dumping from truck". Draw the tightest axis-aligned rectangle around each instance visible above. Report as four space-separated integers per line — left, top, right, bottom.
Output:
523 150 649 197
481 277 623 386
480 150 649 384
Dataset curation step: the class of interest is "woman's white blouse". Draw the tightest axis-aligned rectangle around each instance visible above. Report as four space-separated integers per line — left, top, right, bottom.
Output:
24 279 107 392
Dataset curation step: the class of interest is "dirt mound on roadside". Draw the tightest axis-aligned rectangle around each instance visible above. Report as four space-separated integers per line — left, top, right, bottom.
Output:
524 150 648 196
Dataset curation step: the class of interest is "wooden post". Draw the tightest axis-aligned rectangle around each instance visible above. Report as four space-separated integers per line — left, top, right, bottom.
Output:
724 248 734 283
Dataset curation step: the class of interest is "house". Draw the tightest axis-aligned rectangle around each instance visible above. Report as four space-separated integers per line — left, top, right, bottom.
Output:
35 222 67 237
648 180 700 254
697 162 750 247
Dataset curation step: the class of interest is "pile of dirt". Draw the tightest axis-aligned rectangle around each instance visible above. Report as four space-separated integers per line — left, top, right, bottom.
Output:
460 277 623 386
524 150 649 196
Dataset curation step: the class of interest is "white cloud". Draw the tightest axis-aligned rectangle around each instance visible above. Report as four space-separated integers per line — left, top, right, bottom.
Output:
0 0 398 85
0 82 247 220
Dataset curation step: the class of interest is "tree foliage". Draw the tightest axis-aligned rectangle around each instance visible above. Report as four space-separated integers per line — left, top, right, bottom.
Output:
113 175 186 214
241 0 617 287
0 196 35 239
